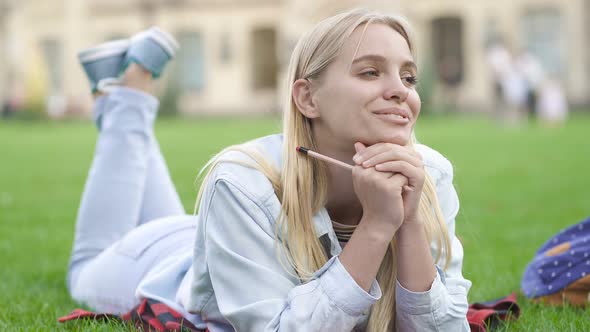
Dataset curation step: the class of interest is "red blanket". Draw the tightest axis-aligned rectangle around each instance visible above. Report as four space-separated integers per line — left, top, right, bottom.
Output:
59 293 520 332
467 292 520 332
59 298 205 332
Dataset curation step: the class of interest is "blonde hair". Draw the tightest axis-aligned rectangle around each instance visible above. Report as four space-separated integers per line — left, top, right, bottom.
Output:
196 8 451 332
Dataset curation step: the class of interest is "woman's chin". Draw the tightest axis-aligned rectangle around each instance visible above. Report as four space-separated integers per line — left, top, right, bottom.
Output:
351 129 412 147
372 132 411 146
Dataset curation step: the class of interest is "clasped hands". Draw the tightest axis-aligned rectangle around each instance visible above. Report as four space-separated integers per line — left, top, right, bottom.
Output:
351 142 425 231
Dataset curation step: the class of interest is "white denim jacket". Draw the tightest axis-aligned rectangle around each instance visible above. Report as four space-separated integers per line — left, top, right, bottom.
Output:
137 134 471 332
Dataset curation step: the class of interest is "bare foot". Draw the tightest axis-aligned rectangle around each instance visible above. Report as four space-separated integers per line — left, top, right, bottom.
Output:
121 63 155 95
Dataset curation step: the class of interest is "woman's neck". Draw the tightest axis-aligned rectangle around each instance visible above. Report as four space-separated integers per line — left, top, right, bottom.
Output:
315 139 363 226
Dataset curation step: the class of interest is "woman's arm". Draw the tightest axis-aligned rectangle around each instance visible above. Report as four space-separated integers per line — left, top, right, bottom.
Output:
340 142 417 292
353 142 471 331
193 170 381 332
395 150 471 332
395 222 437 291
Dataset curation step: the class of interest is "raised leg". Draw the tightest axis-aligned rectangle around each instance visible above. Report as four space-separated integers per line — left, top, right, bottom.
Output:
138 138 185 225
67 65 167 288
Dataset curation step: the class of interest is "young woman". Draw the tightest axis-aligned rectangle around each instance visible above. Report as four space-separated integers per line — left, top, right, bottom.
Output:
67 8 471 332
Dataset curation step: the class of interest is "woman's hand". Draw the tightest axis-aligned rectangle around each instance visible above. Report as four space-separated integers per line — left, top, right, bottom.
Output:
352 142 425 224
351 142 409 236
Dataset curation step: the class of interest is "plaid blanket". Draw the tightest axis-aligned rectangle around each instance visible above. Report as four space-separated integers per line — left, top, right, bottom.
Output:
467 292 520 332
59 293 519 332
59 298 206 332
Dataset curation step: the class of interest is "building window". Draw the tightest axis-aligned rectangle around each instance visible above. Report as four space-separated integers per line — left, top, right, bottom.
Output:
521 8 564 75
219 32 232 64
483 17 500 48
431 17 464 86
173 31 205 91
251 27 278 90
40 39 63 93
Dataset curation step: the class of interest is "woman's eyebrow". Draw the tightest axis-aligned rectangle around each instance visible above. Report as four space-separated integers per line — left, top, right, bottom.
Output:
402 60 418 72
351 54 387 65
351 55 417 71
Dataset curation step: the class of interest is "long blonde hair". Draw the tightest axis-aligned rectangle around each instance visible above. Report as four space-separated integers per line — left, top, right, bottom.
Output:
196 8 452 331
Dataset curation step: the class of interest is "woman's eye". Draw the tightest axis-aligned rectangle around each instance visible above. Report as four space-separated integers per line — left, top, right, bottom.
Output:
403 76 419 86
361 70 379 77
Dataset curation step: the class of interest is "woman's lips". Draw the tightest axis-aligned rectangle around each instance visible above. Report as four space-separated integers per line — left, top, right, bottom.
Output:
372 112 411 125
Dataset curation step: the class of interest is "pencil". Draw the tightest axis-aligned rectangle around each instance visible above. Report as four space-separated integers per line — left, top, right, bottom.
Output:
296 146 413 191
296 146 353 171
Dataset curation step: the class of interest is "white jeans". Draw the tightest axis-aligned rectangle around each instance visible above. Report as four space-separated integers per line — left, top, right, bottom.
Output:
67 87 196 313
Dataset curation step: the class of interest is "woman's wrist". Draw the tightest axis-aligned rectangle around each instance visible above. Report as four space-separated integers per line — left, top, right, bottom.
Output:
358 214 400 243
396 220 426 248
399 218 423 231
395 219 437 291
339 218 394 291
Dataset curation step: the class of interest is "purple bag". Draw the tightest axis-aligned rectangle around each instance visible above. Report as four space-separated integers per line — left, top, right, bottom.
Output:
521 216 590 305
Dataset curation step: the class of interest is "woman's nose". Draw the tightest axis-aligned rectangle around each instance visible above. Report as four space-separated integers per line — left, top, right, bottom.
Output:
383 75 409 102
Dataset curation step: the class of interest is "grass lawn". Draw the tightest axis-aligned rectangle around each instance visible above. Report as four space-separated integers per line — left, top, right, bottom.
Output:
1 114 589 331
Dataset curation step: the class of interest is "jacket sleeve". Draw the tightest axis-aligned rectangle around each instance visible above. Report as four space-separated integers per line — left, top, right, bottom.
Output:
395 150 472 332
200 174 381 332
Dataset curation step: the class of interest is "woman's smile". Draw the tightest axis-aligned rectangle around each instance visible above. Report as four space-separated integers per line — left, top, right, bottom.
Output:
371 107 411 125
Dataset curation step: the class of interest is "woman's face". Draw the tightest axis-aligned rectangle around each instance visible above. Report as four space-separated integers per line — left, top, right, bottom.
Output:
311 23 420 148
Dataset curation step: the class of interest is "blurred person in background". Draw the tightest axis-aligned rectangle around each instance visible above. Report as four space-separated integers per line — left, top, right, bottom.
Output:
501 57 528 125
486 38 511 120
537 75 568 126
514 49 545 120
65 8 471 332
486 39 527 125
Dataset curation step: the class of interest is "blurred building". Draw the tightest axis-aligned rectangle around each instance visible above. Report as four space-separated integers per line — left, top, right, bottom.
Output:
0 0 588 116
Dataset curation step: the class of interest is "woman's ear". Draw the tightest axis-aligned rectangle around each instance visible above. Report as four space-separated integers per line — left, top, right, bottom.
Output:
292 78 320 119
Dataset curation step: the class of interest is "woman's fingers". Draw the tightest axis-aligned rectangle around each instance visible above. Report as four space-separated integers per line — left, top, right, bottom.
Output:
390 173 410 188
374 160 424 188
353 142 422 168
363 150 422 168
352 165 407 233
353 142 423 193
353 163 393 182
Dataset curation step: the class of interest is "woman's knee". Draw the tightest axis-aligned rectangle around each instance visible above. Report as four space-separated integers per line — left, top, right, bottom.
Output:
67 253 142 313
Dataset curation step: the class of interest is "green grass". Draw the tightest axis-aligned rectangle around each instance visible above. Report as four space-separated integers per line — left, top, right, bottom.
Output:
1 114 589 331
